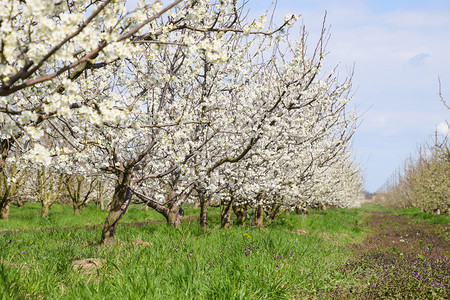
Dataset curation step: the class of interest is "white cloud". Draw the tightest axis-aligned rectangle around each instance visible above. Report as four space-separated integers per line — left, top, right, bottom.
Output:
436 121 449 135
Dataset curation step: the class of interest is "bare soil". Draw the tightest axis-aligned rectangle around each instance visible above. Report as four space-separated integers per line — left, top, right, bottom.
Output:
328 211 450 299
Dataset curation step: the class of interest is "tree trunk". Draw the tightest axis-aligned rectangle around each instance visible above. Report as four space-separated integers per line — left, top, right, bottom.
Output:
98 181 105 210
134 187 185 229
200 198 209 232
73 205 81 215
16 199 24 208
0 202 10 221
65 175 95 216
37 171 64 218
164 187 185 228
0 165 25 221
0 138 13 174
221 200 233 229
197 189 210 232
139 192 172 226
100 173 132 245
253 205 264 228
41 203 50 218
295 205 308 215
232 203 247 226
267 203 281 222
166 204 183 228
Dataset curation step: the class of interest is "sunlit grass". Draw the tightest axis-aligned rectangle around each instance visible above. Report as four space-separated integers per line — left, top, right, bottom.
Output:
0 206 368 299
394 207 450 225
0 202 172 231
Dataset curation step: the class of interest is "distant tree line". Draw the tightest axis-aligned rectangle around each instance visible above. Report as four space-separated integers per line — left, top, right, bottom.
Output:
374 132 449 214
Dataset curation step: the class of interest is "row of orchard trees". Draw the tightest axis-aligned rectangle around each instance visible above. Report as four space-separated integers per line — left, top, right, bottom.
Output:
375 132 449 214
0 0 364 244
0 164 110 218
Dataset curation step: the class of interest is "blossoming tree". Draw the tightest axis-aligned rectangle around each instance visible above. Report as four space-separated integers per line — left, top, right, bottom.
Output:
0 0 227 220
0 0 364 243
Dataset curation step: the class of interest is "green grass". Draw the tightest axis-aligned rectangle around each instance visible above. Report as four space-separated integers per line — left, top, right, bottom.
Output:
0 206 368 299
0 202 170 231
394 207 450 225
0 202 223 231
359 204 449 226
358 203 392 213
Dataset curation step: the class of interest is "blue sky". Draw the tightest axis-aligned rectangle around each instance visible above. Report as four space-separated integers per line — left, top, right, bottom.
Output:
247 0 450 192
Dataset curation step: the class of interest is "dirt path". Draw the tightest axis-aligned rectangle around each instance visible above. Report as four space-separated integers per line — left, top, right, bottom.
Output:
331 211 449 299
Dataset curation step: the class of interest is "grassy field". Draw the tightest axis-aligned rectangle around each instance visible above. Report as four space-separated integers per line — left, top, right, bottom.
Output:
0 203 369 299
0 202 167 230
1 203 449 299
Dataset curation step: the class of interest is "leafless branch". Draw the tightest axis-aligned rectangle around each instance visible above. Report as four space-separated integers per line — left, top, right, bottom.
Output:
438 77 450 110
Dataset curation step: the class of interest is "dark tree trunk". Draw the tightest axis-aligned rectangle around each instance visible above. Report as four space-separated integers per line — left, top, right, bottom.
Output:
145 199 169 221
232 203 247 226
0 138 13 174
221 200 233 229
166 203 183 228
164 188 184 228
197 188 210 232
200 198 209 232
267 203 281 222
140 189 184 228
253 204 264 228
100 172 132 245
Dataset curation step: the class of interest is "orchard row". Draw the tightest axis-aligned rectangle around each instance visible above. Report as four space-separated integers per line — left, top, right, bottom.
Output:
0 0 364 243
